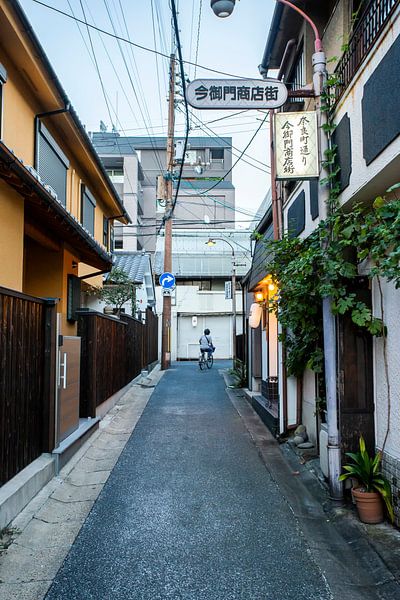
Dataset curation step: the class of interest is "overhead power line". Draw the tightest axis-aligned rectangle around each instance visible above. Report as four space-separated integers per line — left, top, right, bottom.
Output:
31 0 250 78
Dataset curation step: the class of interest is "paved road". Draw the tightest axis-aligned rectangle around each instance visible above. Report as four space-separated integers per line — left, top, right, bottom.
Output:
45 362 331 600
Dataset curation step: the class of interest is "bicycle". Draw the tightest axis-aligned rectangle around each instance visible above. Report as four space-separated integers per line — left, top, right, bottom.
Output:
199 351 213 370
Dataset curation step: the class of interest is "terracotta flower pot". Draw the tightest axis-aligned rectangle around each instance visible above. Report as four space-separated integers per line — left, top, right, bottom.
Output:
352 488 384 524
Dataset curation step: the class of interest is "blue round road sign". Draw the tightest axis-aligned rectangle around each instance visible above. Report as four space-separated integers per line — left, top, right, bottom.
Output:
160 272 176 289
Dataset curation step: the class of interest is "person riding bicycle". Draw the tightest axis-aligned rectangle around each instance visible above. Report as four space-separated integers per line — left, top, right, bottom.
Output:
199 328 215 360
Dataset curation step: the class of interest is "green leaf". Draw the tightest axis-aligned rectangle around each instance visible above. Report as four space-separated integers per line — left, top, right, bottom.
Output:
386 182 400 193
373 196 385 209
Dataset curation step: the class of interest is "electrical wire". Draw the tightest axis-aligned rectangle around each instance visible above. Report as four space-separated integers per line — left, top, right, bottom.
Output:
30 0 252 78
199 113 269 196
193 0 203 79
102 0 165 176
71 0 152 191
166 0 190 223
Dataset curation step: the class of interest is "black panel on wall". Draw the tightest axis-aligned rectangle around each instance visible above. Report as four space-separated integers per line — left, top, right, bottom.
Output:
309 180 319 220
287 190 305 238
333 113 352 190
362 35 400 165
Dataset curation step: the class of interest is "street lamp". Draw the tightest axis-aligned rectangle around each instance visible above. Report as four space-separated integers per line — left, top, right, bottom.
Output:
209 0 342 502
206 237 237 364
210 0 236 18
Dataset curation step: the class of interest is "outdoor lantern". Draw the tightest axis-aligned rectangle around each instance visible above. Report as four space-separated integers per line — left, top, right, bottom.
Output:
249 303 262 329
268 283 276 292
254 291 264 303
210 0 236 18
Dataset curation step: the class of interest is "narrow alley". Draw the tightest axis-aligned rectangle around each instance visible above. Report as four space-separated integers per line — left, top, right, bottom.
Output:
44 362 330 600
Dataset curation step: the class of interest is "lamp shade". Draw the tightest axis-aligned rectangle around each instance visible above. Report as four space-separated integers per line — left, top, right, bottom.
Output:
210 0 236 18
249 303 262 329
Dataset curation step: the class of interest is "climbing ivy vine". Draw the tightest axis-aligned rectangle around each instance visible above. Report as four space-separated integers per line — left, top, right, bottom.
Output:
262 70 400 378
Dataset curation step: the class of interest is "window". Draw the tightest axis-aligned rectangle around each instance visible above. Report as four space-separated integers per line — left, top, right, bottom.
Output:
36 122 69 206
210 147 224 161
199 280 211 291
287 46 305 103
110 223 115 251
103 216 109 248
106 168 124 184
0 63 6 138
81 185 96 235
67 275 81 322
115 239 123 249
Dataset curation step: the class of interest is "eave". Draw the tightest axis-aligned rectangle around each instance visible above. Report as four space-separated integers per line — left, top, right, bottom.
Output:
0 141 113 270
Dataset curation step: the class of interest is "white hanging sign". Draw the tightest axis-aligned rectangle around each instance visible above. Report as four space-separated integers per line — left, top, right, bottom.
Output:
274 111 319 180
186 78 288 110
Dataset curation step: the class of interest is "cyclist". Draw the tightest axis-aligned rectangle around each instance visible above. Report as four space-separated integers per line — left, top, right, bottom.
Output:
199 328 215 360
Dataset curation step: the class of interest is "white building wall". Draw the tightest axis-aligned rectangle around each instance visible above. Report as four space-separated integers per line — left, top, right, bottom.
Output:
333 6 400 209
373 279 400 460
156 285 243 360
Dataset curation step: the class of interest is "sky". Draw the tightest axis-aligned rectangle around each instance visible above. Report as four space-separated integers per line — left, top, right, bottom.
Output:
20 0 276 227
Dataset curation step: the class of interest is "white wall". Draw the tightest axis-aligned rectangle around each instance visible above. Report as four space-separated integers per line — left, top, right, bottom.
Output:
334 6 400 209
373 279 400 460
156 284 243 360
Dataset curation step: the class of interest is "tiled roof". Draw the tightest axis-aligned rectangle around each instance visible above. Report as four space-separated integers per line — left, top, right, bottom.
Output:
108 252 150 283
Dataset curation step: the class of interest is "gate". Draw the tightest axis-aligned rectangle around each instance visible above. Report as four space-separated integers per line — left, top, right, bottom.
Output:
0 287 56 484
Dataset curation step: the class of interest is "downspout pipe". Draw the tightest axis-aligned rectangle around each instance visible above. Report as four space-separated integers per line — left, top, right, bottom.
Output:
277 39 296 81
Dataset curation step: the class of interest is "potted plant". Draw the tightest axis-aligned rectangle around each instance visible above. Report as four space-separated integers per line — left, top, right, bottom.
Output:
339 436 394 524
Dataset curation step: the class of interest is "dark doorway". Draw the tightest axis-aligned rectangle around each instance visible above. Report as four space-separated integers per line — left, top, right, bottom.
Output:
337 277 375 456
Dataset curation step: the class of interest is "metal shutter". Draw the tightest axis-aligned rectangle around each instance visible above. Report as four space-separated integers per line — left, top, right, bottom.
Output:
37 125 68 206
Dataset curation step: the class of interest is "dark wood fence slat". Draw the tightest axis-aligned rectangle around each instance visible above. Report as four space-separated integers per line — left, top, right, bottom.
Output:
78 310 158 418
0 288 56 485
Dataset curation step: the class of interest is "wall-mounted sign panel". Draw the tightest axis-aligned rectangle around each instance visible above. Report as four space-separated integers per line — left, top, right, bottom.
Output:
186 78 288 110
275 111 319 180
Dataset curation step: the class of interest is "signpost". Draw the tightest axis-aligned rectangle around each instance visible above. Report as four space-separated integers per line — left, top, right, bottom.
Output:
274 111 319 180
186 78 288 110
160 272 176 289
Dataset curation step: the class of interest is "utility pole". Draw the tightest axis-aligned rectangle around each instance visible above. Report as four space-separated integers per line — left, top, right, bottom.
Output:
161 53 176 370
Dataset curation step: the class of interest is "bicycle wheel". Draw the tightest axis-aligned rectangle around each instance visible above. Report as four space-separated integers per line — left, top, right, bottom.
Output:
206 355 213 369
199 357 206 370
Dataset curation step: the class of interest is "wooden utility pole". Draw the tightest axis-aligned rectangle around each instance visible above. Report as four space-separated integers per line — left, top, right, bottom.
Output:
161 54 176 370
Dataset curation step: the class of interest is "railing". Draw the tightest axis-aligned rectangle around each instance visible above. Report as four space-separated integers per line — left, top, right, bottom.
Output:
77 309 158 417
334 0 398 104
0 287 56 485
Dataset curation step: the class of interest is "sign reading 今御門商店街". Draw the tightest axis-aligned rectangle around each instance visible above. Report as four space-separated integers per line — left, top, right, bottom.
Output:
186 78 288 110
274 111 319 180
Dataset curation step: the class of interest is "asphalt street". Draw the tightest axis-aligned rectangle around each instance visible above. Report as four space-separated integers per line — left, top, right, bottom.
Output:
45 361 331 600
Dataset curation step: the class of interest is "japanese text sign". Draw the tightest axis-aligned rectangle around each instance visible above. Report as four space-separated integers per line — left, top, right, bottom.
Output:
274 111 319 180
186 78 288 110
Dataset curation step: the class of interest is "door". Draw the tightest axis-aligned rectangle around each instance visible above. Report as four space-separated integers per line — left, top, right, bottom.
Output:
177 315 231 359
58 336 81 443
338 278 375 456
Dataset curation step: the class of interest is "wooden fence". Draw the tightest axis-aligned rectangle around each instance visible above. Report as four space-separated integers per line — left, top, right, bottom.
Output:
78 309 159 417
0 287 56 485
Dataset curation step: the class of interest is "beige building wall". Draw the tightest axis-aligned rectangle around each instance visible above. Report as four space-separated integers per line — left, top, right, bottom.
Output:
0 181 24 291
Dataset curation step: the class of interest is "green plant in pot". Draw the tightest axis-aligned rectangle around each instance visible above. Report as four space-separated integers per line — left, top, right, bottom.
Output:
339 436 394 524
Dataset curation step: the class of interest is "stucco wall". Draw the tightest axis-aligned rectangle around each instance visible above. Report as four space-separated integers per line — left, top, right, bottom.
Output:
373 278 400 459
0 181 24 291
333 7 400 209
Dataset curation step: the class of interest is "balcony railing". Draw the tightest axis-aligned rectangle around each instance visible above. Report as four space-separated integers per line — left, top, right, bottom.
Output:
334 0 398 104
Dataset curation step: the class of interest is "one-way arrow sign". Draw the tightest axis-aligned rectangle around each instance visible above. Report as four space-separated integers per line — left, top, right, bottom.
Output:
160 272 176 289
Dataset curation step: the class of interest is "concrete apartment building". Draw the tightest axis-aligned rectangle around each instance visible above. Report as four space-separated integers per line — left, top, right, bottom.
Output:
91 133 236 253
